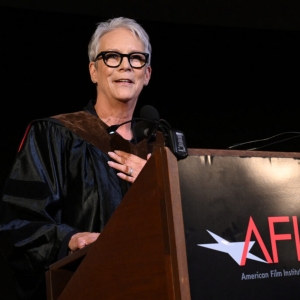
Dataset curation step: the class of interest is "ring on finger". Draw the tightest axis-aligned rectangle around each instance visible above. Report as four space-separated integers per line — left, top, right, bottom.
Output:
128 167 133 176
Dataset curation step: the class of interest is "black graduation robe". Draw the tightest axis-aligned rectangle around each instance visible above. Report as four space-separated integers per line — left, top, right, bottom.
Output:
0 100 158 299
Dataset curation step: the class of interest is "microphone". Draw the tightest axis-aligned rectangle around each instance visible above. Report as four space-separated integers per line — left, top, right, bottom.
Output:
106 106 162 137
134 105 188 160
132 120 151 141
106 105 188 160
140 105 160 142
140 105 160 121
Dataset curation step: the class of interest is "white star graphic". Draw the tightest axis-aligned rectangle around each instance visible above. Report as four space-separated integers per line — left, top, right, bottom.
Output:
197 230 267 265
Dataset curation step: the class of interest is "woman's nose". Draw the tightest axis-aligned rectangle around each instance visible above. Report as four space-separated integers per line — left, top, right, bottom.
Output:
119 56 132 70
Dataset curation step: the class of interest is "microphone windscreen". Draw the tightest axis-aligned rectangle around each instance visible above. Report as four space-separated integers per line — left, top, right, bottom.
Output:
140 105 160 121
133 121 149 140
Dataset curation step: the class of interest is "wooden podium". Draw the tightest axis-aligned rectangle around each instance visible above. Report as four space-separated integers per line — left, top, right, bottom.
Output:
46 146 191 300
46 147 300 300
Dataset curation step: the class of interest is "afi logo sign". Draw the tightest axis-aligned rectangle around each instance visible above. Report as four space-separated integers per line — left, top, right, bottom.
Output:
198 216 299 266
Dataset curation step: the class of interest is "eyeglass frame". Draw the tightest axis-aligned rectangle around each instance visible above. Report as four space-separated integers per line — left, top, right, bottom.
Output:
93 51 149 69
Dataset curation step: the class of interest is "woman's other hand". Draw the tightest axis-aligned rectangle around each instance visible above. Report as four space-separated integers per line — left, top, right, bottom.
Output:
107 150 151 182
68 232 100 252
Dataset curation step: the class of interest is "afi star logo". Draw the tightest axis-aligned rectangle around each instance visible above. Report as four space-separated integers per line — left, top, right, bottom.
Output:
198 216 300 266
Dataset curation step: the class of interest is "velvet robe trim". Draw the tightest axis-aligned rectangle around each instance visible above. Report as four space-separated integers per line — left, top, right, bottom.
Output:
51 110 164 159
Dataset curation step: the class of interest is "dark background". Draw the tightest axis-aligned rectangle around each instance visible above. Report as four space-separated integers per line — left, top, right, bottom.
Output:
0 1 300 298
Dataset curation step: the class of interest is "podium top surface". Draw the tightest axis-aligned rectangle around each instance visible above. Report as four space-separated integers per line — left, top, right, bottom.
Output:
187 148 300 158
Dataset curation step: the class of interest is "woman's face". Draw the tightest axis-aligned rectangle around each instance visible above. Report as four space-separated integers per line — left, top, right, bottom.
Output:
89 28 152 105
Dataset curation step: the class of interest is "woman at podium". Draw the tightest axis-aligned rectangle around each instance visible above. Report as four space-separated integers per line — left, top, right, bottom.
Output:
0 16 153 299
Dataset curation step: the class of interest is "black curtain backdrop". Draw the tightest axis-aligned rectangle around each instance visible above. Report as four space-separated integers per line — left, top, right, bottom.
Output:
0 5 300 299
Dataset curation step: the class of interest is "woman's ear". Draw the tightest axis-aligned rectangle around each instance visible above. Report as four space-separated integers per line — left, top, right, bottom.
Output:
89 62 98 84
144 65 152 86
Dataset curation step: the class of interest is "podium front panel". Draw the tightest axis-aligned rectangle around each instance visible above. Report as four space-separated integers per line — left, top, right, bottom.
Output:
178 151 300 300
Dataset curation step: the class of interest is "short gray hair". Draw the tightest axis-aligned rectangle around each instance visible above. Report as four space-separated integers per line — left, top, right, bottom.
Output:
88 17 152 65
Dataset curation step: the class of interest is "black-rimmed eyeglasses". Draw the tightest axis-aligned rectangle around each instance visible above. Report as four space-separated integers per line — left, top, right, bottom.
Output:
94 51 149 69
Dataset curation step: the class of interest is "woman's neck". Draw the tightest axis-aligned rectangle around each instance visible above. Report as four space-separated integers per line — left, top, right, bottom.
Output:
94 100 135 140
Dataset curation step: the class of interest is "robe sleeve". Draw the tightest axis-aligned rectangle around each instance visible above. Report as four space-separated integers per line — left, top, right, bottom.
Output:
0 120 80 299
